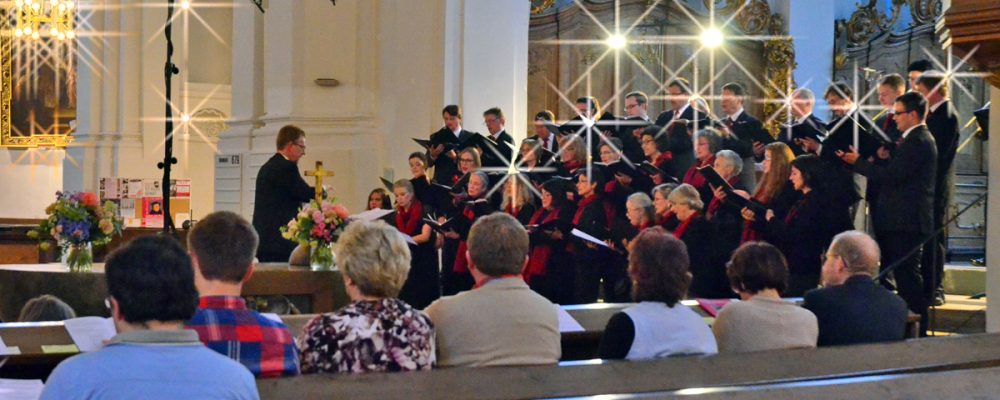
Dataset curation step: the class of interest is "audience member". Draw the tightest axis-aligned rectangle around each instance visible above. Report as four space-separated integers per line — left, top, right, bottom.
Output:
299 221 435 373
597 227 717 360
426 213 560 367
802 231 909 346
713 242 817 353
185 211 300 378
17 294 76 322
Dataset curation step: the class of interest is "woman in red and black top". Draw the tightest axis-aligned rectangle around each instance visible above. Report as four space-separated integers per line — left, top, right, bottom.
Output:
683 128 723 207
735 142 799 243
570 169 616 304
392 180 440 309
442 171 495 296
669 184 731 298
559 135 587 176
651 183 679 231
525 179 576 304
639 126 675 185
744 154 846 296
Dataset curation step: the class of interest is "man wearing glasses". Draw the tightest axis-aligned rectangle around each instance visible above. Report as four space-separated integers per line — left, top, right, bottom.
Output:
253 125 316 262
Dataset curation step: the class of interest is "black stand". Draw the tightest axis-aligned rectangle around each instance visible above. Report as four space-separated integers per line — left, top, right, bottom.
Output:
158 0 180 234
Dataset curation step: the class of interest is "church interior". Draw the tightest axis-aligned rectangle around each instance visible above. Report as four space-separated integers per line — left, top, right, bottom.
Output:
2 0 1000 398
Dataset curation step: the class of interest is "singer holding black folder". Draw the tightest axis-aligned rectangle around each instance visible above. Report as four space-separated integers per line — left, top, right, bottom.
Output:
570 169 615 304
737 142 800 244
392 180 441 310
525 179 577 304
444 171 495 296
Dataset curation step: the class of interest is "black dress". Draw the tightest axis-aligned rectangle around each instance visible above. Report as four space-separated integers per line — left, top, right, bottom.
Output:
252 154 314 262
764 189 847 296
676 214 732 299
395 201 441 310
442 196 495 295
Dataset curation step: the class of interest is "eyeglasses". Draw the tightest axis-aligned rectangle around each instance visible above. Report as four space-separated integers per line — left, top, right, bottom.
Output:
640 139 655 145
459 158 475 163
292 142 306 150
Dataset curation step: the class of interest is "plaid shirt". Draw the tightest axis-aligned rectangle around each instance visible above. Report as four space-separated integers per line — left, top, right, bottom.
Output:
186 296 300 378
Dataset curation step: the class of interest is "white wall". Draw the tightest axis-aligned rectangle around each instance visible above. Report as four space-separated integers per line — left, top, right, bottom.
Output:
987 85 1000 332
0 149 63 219
777 0 835 115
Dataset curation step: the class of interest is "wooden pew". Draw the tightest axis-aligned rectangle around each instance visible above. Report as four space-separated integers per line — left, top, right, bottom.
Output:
0 263 350 320
255 334 1000 399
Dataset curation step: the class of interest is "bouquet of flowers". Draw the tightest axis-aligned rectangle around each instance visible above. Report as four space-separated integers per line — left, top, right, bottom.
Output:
29 191 124 272
280 197 349 270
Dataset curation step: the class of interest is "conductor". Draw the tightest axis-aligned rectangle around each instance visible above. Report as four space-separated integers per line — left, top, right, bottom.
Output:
253 125 315 262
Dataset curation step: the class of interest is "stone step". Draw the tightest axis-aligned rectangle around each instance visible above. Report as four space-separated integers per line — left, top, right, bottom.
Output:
943 263 986 296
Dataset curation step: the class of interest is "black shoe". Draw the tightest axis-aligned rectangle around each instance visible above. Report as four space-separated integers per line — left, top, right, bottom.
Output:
971 257 986 266
932 291 946 307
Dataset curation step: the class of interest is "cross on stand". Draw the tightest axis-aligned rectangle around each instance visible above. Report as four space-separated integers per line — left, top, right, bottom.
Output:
305 161 334 203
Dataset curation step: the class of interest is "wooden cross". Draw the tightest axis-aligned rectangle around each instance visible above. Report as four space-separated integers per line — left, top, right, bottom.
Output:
305 161 334 202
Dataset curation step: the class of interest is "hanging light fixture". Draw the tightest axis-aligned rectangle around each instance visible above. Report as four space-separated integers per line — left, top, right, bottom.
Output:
12 0 76 41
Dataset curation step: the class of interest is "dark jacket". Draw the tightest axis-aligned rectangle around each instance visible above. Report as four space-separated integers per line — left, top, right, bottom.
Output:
723 111 773 160
253 154 314 262
854 125 937 235
925 100 960 209
678 215 732 299
778 113 826 157
428 127 475 184
764 190 848 286
655 106 697 179
481 130 515 168
802 275 909 346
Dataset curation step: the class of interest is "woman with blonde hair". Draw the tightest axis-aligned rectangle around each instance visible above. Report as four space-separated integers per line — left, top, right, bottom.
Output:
300 221 435 374
558 135 587 175
502 177 538 225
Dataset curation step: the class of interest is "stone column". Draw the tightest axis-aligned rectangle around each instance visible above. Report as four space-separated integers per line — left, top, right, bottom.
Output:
986 85 1000 332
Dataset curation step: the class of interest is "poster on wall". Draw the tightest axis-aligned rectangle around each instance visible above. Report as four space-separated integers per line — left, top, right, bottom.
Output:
170 179 191 198
142 197 164 228
127 179 144 199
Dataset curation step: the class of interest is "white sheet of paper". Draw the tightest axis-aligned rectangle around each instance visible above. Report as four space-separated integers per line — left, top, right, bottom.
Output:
64 317 116 352
260 313 284 324
0 336 9 355
0 379 44 400
571 229 608 248
349 208 395 222
557 307 585 333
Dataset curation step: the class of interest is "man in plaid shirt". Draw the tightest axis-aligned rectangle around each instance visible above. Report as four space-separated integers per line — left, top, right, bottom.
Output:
185 211 300 378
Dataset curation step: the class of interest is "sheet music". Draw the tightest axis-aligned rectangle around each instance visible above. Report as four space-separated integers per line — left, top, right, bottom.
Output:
348 208 395 222
260 313 284 324
571 229 608 248
64 317 116 352
557 307 585 333
0 379 44 400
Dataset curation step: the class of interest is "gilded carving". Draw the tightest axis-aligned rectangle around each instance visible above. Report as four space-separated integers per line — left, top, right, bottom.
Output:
531 0 557 15
908 0 941 25
735 0 771 36
844 0 905 46
702 0 741 15
762 13 796 137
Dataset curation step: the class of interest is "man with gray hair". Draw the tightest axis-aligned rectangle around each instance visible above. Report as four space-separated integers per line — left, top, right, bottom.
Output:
425 213 560 367
802 231 909 347
781 88 826 157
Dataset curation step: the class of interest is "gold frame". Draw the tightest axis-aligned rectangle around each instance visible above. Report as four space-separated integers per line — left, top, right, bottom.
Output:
1 8 74 148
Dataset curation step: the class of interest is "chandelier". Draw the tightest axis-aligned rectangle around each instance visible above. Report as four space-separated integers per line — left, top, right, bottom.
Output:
12 0 76 41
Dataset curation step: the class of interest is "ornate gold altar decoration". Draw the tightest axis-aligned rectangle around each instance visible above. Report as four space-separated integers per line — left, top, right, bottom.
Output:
1 0 77 148
942 0 1000 89
531 0 557 15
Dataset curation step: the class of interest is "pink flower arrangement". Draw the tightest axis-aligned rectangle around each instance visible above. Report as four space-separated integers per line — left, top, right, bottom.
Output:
280 197 349 247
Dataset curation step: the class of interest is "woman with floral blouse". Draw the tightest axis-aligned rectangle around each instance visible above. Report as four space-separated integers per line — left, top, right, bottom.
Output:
299 221 435 373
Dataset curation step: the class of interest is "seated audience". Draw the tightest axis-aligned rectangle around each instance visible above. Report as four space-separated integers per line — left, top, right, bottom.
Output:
426 213 560 367
18 294 76 322
597 227 717 360
185 211 300 377
803 231 909 346
299 221 435 373
41 236 257 400
712 242 818 353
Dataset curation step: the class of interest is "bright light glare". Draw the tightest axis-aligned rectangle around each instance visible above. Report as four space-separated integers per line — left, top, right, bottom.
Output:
606 34 627 49
700 27 724 48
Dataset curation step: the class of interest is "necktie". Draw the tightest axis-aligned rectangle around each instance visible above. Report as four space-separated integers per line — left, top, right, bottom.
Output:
883 113 893 131
725 118 734 129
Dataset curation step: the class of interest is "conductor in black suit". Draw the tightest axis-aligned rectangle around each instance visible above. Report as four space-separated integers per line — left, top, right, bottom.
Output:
253 125 315 262
428 105 475 184
802 231 909 347
915 72 960 306
838 91 937 334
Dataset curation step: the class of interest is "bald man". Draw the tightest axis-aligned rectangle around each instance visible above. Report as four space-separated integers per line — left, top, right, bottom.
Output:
802 231 909 346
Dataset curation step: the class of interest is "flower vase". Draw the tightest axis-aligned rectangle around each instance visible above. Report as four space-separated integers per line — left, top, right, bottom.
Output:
62 242 94 273
309 242 336 271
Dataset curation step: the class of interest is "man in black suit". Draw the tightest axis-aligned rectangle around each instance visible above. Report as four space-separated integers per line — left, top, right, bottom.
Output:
560 96 619 157
872 74 906 144
803 231 909 346
781 88 826 157
528 110 559 154
252 125 315 262
720 82 773 192
654 78 697 179
428 105 475 184
838 91 937 334
480 107 515 169
915 71 960 306
906 59 934 90
615 91 652 163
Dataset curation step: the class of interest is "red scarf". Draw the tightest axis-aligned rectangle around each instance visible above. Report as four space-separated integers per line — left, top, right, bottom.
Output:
785 195 808 225
452 198 482 274
683 156 715 189
741 193 768 243
657 211 676 227
563 160 583 174
573 194 598 225
673 212 700 239
652 151 673 169
524 207 562 282
395 200 423 236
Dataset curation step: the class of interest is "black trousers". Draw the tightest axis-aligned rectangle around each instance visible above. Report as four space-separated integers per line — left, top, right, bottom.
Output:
920 198 948 301
878 230 927 335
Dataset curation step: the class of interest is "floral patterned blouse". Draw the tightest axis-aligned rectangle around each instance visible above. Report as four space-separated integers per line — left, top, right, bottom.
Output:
299 298 435 374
